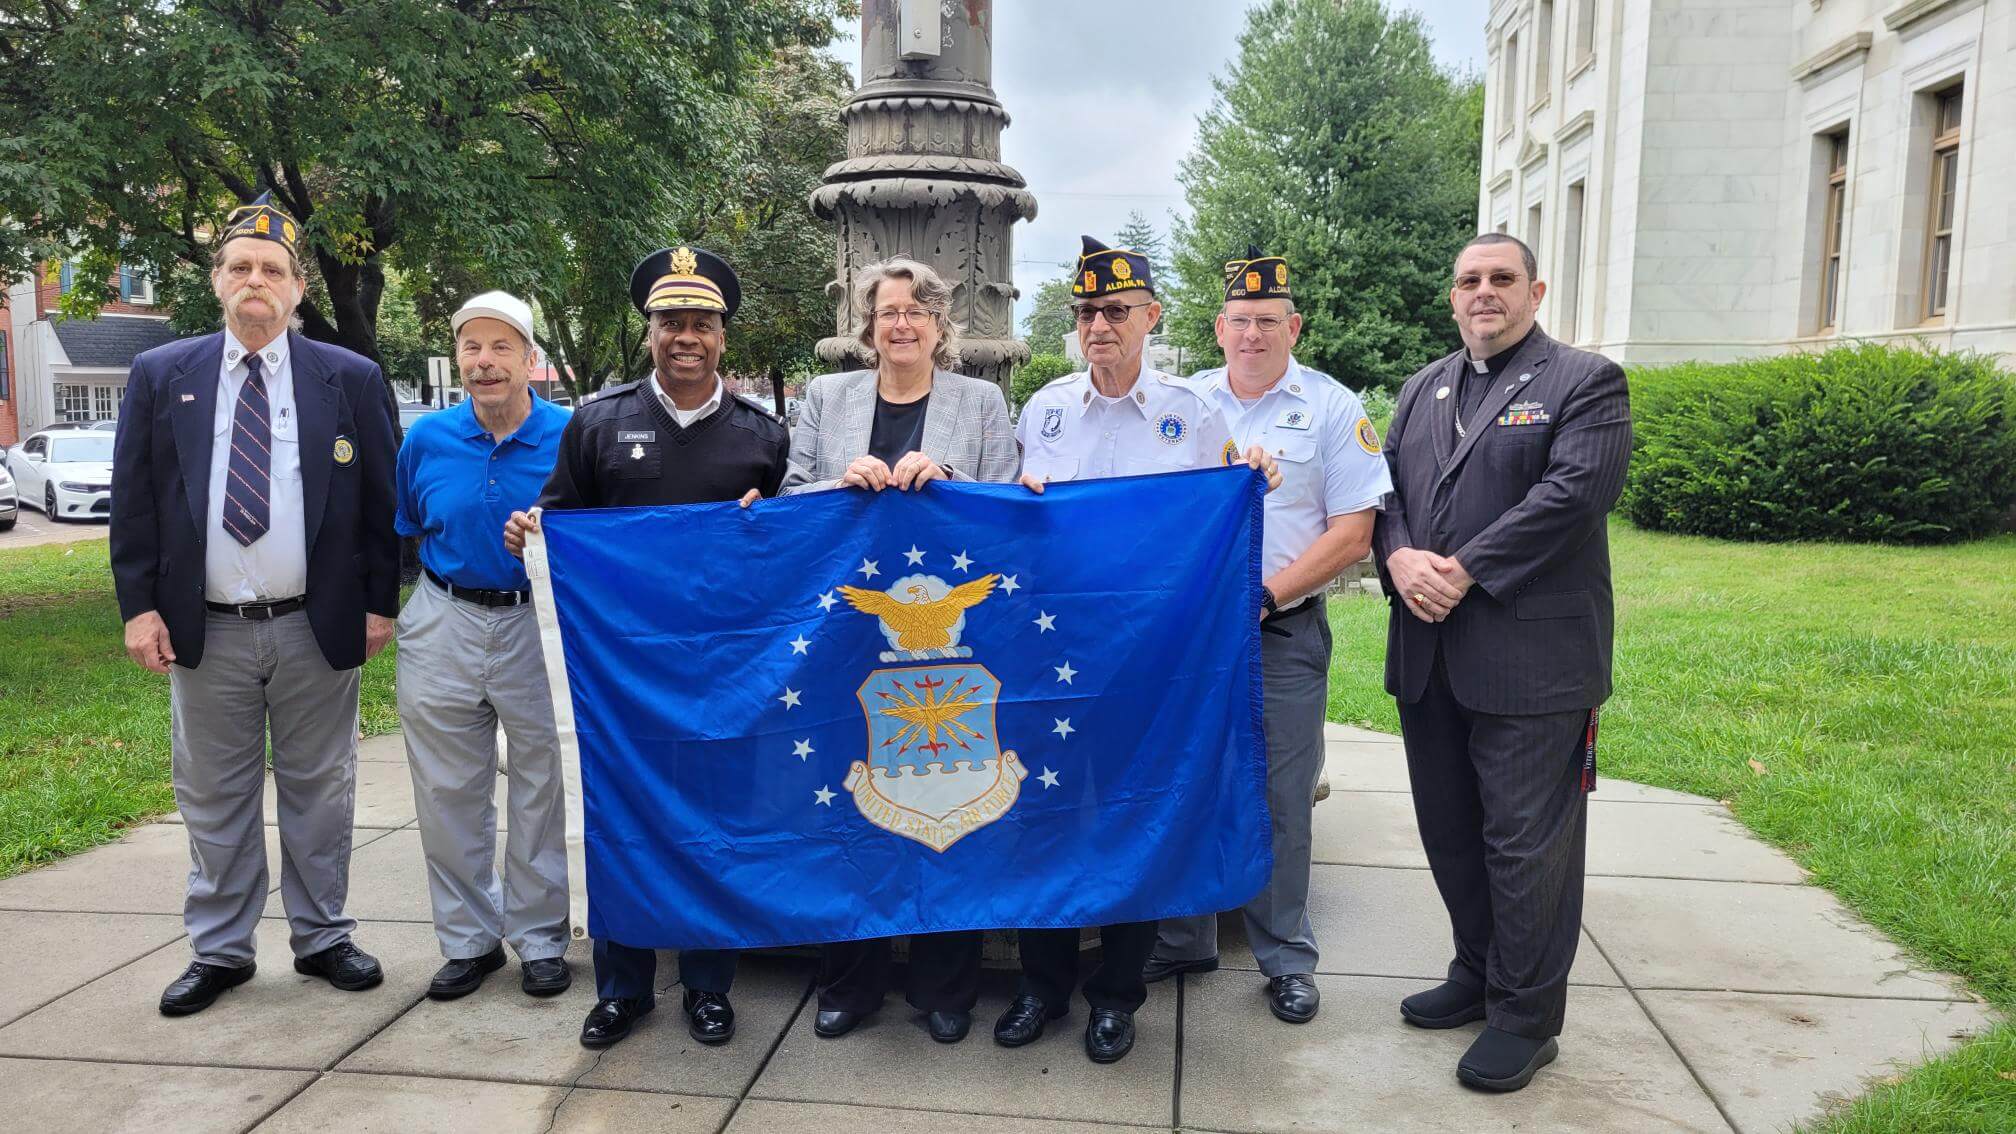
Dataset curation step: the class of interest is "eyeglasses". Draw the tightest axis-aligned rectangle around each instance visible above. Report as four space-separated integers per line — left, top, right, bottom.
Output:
874 307 933 326
1221 314 1288 333
1072 302 1150 326
1453 271 1526 291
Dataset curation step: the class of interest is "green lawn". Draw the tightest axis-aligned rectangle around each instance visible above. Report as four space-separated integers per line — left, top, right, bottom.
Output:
0 538 400 876
1328 522 2016 1132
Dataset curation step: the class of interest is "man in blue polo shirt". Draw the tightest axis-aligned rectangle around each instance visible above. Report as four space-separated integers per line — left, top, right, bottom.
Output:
395 291 573 1001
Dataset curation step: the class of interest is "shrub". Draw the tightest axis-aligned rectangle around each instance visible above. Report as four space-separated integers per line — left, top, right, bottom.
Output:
1622 344 2016 543
1010 352 1077 408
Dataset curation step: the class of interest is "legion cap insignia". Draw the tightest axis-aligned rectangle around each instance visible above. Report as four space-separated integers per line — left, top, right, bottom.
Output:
1223 244 1293 302
1071 235 1153 297
221 191 303 258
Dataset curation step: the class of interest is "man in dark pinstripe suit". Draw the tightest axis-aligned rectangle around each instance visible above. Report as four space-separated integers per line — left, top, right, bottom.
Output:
1373 233 1632 1093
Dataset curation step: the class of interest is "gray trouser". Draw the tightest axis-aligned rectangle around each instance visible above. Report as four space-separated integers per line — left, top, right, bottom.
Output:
171 609 360 966
397 577 569 961
1157 600 1331 976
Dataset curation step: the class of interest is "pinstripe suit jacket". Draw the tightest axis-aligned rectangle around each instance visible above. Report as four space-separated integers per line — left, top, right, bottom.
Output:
781 368 1020 494
1373 327 1633 715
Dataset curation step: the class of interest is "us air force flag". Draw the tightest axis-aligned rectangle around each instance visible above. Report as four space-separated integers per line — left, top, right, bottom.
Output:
526 468 1269 950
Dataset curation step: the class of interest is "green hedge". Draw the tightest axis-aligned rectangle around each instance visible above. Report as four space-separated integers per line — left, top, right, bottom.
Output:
1010 353 1076 408
1622 344 2016 544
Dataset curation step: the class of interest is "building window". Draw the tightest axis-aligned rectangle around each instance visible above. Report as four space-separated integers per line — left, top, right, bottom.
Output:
93 384 123 420
58 261 75 296
0 330 9 401
1817 131 1849 332
1573 0 1596 69
58 384 93 422
1499 34 1520 135
1560 181 1587 343
1534 1 1554 105
1922 87 1962 322
1526 202 1544 247
119 265 156 306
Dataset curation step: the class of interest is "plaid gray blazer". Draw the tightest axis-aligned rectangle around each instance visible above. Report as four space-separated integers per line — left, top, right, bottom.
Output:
781 368 1021 494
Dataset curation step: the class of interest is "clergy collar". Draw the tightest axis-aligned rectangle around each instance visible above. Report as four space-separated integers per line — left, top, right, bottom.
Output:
1466 324 1537 375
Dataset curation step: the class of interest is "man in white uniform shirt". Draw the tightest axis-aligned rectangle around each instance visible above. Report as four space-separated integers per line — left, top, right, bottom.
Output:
112 193 400 1016
1001 236 1279 1064
1146 247 1392 1025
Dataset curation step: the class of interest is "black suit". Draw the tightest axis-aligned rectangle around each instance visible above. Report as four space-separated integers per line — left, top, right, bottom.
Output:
111 330 401 668
1373 326 1630 1038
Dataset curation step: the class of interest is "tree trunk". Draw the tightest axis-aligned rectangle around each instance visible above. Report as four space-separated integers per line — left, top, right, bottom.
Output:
301 249 402 437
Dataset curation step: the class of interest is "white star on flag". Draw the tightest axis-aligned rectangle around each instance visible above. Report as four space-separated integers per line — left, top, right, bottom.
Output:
1033 611 1057 633
779 687 802 709
817 591 838 612
904 545 926 566
858 558 880 580
1052 717 1074 739
793 739 814 760
814 786 835 806
950 550 973 572
1054 661 1077 685
1038 767 1060 789
1000 574 1020 595
789 635 810 655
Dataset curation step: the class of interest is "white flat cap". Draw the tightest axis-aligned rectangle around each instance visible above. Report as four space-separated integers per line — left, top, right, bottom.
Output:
451 290 538 350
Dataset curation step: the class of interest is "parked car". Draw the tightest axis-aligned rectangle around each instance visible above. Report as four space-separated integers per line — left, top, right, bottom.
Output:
398 400 443 432
5 427 116 522
0 460 17 531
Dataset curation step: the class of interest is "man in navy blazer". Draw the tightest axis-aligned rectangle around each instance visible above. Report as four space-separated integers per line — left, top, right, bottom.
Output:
111 194 400 1016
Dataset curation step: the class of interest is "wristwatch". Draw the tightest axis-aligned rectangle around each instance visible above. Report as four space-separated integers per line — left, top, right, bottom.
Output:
1260 586 1280 617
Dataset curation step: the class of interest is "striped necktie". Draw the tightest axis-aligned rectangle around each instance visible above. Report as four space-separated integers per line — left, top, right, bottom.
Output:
223 353 271 547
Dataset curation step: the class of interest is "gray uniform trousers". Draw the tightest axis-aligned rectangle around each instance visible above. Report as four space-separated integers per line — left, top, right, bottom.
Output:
396 577 570 961
170 609 360 967
1157 599 1332 976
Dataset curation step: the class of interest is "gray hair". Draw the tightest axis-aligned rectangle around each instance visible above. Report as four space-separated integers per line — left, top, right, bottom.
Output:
853 258 960 370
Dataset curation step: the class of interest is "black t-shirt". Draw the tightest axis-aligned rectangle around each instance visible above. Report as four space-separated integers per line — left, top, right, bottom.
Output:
537 380 790 511
867 393 929 467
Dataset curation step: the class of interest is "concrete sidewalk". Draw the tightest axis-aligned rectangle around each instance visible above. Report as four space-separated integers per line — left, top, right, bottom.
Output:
0 725 1995 1133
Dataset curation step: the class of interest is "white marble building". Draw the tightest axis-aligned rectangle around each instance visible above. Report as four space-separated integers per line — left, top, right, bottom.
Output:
1480 0 2013 366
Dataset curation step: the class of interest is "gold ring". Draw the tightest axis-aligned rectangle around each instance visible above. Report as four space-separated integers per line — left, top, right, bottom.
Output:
1412 593 1427 605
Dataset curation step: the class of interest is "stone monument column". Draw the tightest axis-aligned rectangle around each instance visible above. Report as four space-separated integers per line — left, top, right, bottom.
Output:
813 0 1036 390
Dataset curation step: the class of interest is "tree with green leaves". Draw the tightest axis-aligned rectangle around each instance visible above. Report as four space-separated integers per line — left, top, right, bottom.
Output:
1111 210 1172 293
1010 353 1076 409
0 0 845 399
1167 0 1482 389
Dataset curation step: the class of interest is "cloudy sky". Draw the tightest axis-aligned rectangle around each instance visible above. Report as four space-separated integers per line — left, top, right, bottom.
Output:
824 1 1485 325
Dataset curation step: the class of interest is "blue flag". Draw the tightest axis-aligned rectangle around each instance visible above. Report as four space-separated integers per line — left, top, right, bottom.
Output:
534 467 1270 949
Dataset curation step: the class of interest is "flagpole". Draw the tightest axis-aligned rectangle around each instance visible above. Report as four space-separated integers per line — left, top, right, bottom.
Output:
524 515 590 942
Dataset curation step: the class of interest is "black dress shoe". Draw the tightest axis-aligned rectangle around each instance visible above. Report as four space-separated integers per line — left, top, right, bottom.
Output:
1400 979 1486 1029
1457 1026 1559 1092
521 957 572 997
293 940 383 991
581 996 653 1048
814 1009 866 1038
1142 953 1218 984
428 945 506 1000
927 1010 971 1043
1084 1009 1135 1064
992 995 1067 1047
684 989 735 1045
1267 974 1320 1023
159 959 255 1016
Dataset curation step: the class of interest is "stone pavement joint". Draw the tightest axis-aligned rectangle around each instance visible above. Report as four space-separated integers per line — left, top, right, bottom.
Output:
0 723 1996 1133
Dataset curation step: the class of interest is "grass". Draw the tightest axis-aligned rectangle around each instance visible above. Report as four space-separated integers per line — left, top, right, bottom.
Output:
0 538 400 877
1327 522 2016 1131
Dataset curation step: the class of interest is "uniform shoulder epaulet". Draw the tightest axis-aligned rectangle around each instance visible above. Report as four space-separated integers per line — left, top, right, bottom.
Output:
578 380 641 408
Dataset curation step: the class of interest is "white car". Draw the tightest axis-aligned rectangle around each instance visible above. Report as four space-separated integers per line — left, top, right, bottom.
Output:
0 458 16 531
6 426 117 523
